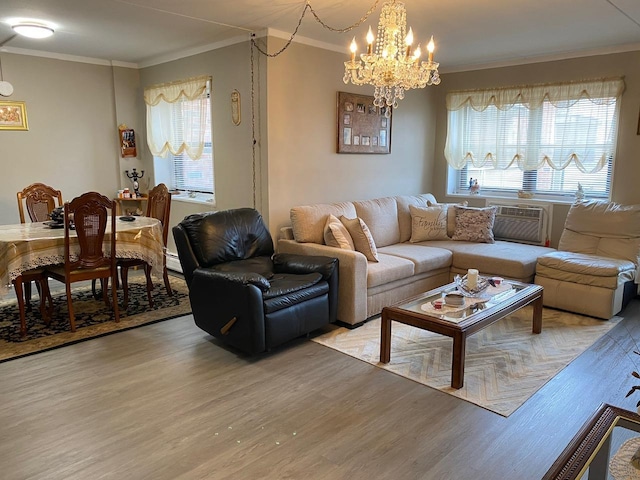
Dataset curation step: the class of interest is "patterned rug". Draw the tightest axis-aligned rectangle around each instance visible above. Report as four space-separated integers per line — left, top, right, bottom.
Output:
0 275 191 362
312 306 620 416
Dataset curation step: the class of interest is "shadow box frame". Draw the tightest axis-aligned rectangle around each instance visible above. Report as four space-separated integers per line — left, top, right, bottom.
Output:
336 91 392 154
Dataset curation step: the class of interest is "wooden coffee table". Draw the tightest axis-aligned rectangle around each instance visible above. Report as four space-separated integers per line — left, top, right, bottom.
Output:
380 280 543 389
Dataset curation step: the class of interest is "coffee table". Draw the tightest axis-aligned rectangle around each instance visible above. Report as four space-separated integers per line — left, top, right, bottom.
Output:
380 280 543 389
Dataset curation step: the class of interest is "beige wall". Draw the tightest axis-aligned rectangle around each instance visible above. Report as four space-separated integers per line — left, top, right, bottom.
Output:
138 41 257 254
265 39 438 236
432 50 640 246
0 54 123 223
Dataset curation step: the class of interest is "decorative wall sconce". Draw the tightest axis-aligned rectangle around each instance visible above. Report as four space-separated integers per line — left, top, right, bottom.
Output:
231 89 241 126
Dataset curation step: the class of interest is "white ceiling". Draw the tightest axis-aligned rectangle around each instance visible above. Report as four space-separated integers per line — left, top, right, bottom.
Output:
0 0 639 70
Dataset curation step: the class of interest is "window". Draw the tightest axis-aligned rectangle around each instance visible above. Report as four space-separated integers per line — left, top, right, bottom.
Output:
170 97 213 194
444 78 624 200
145 75 214 201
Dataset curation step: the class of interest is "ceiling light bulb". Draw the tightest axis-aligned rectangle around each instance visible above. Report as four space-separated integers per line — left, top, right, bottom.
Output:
12 23 55 39
405 28 414 46
366 27 375 45
427 36 435 54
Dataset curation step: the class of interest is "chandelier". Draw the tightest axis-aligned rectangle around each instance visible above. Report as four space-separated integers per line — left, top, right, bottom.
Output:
343 0 440 116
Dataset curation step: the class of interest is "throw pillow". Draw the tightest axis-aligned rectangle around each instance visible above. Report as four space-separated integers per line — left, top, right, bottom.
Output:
409 205 449 242
451 205 498 243
427 200 468 237
324 214 355 250
339 216 379 262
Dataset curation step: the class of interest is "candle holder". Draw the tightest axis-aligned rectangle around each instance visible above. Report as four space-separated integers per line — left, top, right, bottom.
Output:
124 168 144 197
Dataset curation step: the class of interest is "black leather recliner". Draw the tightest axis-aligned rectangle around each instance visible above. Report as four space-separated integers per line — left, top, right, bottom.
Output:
173 208 338 354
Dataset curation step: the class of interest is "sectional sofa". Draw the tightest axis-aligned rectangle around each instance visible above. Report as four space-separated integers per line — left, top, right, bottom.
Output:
277 193 555 326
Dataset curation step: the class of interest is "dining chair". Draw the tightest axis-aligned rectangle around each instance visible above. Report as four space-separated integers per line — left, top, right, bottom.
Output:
118 183 173 308
46 192 119 332
13 182 62 335
17 182 63 223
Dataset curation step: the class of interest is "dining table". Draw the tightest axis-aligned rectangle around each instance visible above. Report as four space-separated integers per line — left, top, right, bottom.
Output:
0 216 166 335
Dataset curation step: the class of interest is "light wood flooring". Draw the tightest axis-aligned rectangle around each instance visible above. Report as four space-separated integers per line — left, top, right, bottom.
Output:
2 299 640 479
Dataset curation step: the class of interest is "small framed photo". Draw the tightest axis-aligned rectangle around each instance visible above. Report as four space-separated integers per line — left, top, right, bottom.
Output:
343 127 352 145
356 103 366 113
380 130 387 147
381 117 387 128
0 101 28 131
343 114 351 125
344 101 354 112
372 136 378 146
362 136 370 146
353 135 360 146
368 105 377 115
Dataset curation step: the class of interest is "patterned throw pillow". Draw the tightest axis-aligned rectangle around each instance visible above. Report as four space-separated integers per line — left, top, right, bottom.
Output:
340 216 379 262
427 200 468 237
451 205 498 243
409 205 449 242
324 214 355 250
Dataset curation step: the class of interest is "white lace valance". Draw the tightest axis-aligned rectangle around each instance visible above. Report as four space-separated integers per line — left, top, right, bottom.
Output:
446 77 625 112
144 75 210 106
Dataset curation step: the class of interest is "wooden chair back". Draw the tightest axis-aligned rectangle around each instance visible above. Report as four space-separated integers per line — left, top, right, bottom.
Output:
64 192 115 274
146 183 172 247
17 183 63 223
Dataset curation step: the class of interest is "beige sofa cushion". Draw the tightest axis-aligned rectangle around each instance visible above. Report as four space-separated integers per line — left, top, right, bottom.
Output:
378 244 452 275
353 196 400 247
409 205 448 242
290 202 356 244
367 253 415 288
425 240 554 280
559 200 640 267
323 214 354 250
340 216 379 262
396 194 438 242
536 251 635 289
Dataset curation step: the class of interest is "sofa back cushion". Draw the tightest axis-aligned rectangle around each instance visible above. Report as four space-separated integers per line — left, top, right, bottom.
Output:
353 196 400 247
396 194 438 242
179 208 274 267
290 201 357 244
559 200 640 266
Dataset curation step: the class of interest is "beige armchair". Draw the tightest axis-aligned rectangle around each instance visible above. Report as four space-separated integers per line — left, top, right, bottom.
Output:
535 200 640 319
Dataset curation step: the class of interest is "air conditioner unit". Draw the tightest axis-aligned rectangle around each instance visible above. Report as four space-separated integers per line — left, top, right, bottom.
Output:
489 204 548 245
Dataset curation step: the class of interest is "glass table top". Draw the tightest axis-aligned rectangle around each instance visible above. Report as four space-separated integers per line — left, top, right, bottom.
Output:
392 280 532 323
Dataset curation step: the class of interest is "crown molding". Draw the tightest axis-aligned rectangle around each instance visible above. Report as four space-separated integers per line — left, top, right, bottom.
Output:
266 28 345 54
0 46 139 68
138 33 252 68
441 42 640 74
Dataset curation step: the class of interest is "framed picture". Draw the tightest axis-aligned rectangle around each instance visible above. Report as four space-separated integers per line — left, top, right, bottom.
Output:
337 91 392 154
0 101 28 131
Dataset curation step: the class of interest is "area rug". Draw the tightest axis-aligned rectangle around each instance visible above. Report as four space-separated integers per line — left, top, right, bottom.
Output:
312 306 620 416
0 275 191 363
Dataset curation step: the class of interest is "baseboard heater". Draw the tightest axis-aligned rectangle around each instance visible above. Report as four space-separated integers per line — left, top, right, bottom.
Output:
166 252 183 273
489 204 547 246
